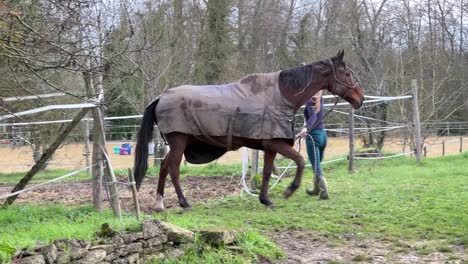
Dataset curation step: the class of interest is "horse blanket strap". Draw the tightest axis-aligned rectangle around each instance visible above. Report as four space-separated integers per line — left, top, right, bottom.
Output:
226 107 240 151
155 72 296 163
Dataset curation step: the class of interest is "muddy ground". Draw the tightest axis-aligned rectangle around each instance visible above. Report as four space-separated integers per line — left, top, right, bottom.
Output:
0 177 465 264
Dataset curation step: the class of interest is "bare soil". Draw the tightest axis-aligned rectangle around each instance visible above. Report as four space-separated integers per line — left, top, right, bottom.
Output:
0 175 242 212
1 177 465 264
267 230 466 264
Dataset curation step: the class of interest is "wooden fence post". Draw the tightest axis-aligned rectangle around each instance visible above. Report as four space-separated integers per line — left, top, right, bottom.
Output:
460 137 463 153
93 160 104 211
128 168 141 220
442 141 445 156
95 107 122 219
348 106 355 173
412 79 423 163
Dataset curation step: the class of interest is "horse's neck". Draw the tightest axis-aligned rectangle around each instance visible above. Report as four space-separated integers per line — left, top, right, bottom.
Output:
285 86 326 112
278 67 329 112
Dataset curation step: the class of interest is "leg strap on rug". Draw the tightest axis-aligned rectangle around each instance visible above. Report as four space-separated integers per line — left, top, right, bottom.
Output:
226 107 240 151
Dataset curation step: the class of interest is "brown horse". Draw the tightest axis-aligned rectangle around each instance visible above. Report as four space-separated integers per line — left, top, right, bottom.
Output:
134 50 364 212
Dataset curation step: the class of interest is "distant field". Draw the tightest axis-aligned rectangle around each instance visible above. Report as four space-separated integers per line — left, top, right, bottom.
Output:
0 136 465 173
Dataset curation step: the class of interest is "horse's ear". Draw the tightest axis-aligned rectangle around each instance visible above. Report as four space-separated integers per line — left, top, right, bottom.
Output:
333 50 345 64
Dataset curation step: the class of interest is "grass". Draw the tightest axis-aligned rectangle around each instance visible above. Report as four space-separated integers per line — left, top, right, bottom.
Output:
0 153 467 263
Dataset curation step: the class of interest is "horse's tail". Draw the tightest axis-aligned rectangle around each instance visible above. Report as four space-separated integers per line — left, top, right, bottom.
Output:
134 97 160 190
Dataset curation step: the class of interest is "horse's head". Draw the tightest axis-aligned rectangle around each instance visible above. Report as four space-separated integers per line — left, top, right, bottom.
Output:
325 50 364 109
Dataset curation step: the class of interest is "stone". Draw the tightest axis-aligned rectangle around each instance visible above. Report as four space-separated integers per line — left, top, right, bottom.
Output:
139 239 149 248
77 249 107 264
112 235 125 246
54 239 89 251
121 232 143 243
147 235 168 247
53 239 89 260
162 242 173 249
69 247 88 260
160 222 194 243
111 258 127 264
40 244 57 264
104 251 120 262
16 250 35 258
122 242 143 255
142 219 164 239
164 247 185 259
107 242 143 260
125 253 140 264
89 244 115 254
142 244 163 255
18 254 45 264
199 229 237 245
55 253 70 264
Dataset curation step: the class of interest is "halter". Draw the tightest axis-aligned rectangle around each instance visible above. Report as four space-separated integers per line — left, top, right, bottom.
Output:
327 58 359 99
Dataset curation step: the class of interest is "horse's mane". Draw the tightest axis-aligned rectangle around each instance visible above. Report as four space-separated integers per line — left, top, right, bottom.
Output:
278 60 325 92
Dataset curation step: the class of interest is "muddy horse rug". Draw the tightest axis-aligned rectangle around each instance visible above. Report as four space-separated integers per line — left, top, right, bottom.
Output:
153 72 295 163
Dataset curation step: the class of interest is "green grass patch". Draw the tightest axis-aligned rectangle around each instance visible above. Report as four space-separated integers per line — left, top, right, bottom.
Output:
148 229 284 264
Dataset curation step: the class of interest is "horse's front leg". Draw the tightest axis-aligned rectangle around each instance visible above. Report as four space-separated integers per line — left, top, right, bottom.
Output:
259 150 277 208
263 140 305 198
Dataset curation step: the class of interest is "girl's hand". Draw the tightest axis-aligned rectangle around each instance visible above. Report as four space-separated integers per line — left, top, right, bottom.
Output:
299 127 308 138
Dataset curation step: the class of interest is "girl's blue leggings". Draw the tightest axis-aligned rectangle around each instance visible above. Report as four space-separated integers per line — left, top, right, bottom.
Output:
305 129 327 178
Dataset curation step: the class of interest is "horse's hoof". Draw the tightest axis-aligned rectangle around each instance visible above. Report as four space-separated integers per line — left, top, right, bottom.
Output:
319 192 329 200
180 202 192 210
260 198 273 207
306 188 319 196
283 188 293 198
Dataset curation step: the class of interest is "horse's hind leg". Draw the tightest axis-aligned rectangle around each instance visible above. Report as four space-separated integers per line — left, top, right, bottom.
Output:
259 150 277 208
166 133 191 209
155 154 170 212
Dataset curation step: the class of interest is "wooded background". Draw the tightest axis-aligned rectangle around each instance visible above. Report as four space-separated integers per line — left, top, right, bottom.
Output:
1 0 467 151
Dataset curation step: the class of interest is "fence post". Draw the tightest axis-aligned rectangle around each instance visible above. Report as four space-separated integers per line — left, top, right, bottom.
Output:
93 160 104 210
442 141 445 156
348 106 355 173
250 150 259 176
460 137 463 153
423 146 427 157
128 168 141 220
412 79 423 163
